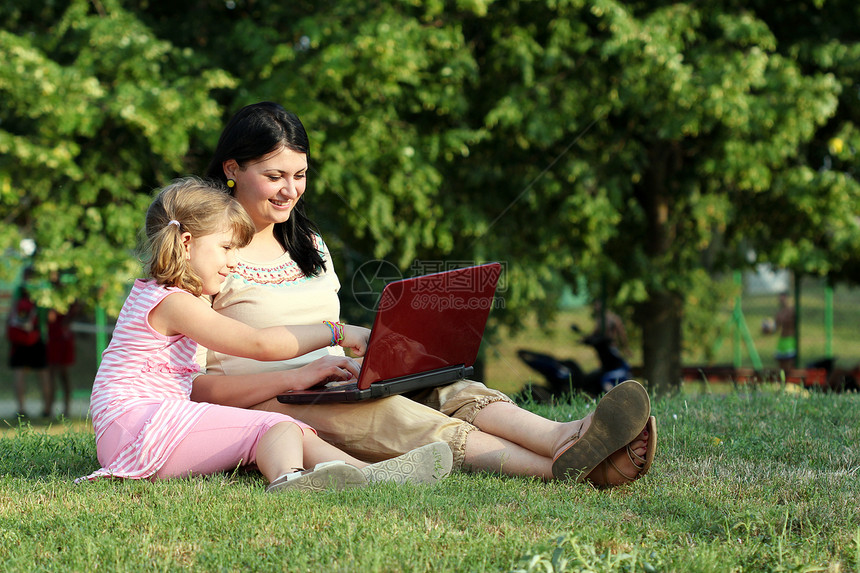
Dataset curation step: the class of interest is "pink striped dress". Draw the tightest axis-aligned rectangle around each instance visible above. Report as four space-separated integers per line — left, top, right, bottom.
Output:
83 279 224 480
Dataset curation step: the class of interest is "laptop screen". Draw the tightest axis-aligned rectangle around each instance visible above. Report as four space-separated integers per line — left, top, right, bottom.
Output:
357 263 502 388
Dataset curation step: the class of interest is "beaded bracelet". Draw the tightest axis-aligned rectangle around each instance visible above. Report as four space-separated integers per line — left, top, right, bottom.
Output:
323 320 346 346
334 321 345 345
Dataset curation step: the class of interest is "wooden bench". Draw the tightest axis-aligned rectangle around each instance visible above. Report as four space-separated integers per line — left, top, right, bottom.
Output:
634 365 830 388
785 368 828 387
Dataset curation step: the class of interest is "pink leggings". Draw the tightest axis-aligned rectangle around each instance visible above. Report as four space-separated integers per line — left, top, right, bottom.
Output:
97 403 313 479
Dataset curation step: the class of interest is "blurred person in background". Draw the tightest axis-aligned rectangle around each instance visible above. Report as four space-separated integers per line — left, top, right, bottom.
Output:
6 269 49 418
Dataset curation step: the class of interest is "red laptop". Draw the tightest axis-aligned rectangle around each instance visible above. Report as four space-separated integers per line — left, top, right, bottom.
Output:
277 263 502 404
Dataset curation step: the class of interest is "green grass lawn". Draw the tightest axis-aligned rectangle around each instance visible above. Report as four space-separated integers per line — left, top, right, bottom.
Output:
1 387 859 572
2 277 859 570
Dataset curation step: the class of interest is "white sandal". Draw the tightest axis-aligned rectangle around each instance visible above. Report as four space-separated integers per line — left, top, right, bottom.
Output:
266 461 367 493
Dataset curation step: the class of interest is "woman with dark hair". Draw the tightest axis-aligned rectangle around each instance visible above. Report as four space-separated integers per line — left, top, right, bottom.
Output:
205 103 325 278
192 101 657 486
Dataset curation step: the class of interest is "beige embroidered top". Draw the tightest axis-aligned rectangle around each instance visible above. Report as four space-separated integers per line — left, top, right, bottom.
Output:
197 239 344 376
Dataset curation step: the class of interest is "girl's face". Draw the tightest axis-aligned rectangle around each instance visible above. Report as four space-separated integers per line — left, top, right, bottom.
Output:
184 228 239 295
224 146 308 232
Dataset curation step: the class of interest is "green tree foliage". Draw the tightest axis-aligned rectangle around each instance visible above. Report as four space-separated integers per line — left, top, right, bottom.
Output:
137 0 493 321
0 0 232 314
736 1 860 279
450 0 855 388
239 0 855 388
2 0 858 388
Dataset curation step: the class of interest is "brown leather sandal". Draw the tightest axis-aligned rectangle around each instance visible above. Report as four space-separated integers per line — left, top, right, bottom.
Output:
552 380 651 482
585 416 657 488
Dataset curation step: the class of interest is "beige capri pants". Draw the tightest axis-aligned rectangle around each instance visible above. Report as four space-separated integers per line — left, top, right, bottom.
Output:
254 379 514 470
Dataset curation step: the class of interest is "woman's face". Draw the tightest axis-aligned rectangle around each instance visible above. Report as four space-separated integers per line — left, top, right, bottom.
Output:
224 146 308 231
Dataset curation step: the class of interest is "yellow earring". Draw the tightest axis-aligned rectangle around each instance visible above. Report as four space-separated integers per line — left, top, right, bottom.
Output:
227 179 236 188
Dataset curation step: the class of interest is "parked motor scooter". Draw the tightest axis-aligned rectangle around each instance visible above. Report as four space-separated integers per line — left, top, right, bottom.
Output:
805 357 860 392
516 324 632 401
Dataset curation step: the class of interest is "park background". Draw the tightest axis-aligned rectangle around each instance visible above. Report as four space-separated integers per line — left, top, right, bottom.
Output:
2 0 859 394
2 2 860 571
4 273 860 418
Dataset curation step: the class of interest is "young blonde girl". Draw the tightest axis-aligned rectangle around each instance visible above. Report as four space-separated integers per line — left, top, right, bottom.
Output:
79 177 452 491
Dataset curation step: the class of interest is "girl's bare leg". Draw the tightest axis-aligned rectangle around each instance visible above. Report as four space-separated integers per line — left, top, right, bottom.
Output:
254 422 369 483
301 432 369 471
253 422 304 482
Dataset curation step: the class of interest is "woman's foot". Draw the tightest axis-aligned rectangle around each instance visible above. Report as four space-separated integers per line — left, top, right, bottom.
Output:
552 380 651 483
361 442 453 485
584 416 656 487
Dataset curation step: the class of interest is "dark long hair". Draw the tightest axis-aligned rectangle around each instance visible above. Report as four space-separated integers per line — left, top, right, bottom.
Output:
205 102 325 276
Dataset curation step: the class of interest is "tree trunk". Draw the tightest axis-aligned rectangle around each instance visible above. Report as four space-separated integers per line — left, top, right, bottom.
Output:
636 142 684 391
637 290 683 393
